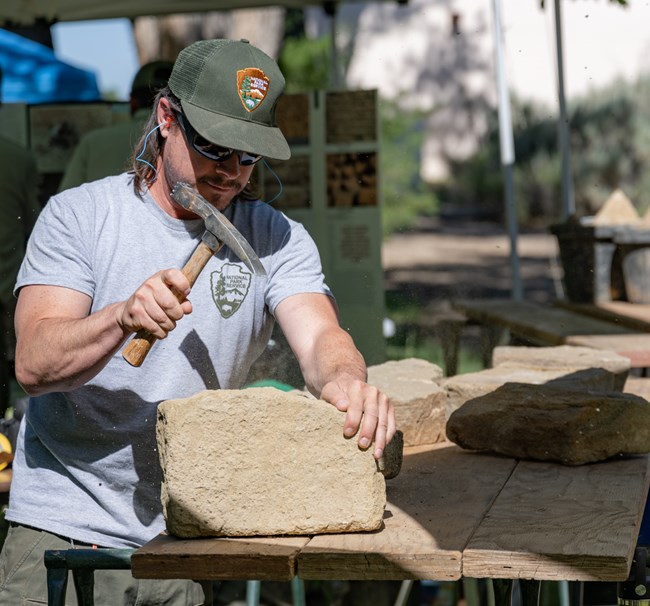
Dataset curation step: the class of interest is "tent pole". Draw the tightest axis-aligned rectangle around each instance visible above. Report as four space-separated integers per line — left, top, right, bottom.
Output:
490 0 522 301
553 0 575 219
324 1 342 90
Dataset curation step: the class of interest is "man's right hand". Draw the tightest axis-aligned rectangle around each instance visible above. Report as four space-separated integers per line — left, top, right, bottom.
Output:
117 268 193 339
14 270 192 395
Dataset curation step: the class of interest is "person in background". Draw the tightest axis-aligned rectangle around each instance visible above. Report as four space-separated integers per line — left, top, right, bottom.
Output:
0 66 41 417
58 60 174 192
0 39 395 605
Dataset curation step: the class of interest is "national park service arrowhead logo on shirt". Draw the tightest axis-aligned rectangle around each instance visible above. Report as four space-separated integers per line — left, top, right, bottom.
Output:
211 263 252 318
237 68 270 112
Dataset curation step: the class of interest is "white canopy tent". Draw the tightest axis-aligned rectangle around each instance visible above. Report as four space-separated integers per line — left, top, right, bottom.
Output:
0 0 576 301
0 0 403 25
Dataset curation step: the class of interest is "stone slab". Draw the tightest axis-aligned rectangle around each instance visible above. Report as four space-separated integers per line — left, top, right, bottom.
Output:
443 366 625 420
492 344 630 390
157 387 386 538
367 358 446 447
446 382 650 465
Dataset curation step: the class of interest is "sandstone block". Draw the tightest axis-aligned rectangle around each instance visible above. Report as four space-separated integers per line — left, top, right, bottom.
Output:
492 345 630 390
157 387 386 538
367 358 446 446
446 382 650 465
443 366 624 420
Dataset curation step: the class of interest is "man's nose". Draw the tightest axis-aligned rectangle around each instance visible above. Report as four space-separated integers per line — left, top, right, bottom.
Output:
215 154 241 176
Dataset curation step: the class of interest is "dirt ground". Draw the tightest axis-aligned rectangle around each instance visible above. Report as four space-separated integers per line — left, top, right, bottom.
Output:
249 217 565 386
382 216 563 307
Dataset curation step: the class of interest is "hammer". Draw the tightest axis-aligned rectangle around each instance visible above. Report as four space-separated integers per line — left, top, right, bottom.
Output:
122 182 266 367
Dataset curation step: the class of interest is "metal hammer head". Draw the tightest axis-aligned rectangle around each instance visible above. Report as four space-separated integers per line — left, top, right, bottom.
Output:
171 182 266 276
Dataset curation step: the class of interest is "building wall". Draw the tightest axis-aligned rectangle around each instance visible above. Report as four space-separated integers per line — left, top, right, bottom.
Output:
316 0 650 182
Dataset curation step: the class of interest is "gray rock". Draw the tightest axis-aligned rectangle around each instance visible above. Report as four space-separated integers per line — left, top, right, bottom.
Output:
443 366 625 421
377 429 403 479
367 358 447 447
446 382 650 465
492 345 630 390
157 387 386 538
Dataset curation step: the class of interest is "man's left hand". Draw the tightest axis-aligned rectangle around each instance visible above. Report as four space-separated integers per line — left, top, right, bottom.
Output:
321 377 396 460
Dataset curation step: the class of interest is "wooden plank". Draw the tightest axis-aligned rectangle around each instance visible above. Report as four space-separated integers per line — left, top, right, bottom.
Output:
297 443 517 581
454 299 634 345
454 299 650 366
463 455 650 581
131 534 309 581
555 301 650 332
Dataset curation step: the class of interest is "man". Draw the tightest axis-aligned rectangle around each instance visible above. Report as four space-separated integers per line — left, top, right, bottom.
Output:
0 39 395 605
58 60 173 191
0 66 41 416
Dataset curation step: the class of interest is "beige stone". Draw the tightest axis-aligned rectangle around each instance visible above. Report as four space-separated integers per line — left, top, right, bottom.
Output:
492 345 630 390
443 365 623 420
446 382 650 465
593 188 640 225
157 387 386 538
625 377 650 400
367 358 446 446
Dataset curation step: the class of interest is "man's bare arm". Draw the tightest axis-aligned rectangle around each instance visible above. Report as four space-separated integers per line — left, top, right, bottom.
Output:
275 293 396 459
15 268 193 395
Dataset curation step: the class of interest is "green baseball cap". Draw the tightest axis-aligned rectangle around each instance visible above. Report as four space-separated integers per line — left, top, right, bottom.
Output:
169 38 290 160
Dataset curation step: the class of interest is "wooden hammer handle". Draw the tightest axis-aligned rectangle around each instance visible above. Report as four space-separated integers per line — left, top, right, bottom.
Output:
122 240 220 367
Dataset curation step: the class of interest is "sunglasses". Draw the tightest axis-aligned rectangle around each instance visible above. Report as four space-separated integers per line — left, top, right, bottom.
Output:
175 111 263 166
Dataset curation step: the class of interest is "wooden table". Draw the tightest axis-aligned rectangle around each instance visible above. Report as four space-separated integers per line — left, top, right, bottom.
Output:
131 443 650 584
451 299 650 369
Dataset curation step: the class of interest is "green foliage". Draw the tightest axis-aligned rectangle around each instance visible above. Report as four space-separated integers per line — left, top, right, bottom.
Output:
443 73 650 224
379 99 438 236
277 35 331 93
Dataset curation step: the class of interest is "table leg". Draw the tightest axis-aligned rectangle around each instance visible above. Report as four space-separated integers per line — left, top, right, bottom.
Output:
491 579 513 606
618 546 649 605
568 581 583 606
519 579 541 606
290 577 306 606
480 326 505 367
393 579 414 606
437 319 464 377
246 580 261 606
464 578 481 606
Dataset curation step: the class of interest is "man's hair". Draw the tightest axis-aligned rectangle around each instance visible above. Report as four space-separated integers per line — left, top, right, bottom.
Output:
129 87 179 193
129 86 257 202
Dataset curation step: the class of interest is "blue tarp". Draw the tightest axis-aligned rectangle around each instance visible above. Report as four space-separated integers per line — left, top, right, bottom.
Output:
0 28 100 104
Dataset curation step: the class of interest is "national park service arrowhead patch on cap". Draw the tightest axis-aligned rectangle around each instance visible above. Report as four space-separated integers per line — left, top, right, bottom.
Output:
237 68 270 112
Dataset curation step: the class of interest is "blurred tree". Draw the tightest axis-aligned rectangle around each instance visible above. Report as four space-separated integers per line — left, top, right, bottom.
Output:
132 7 285 64
440 73 650 225
277 35 330 93
380 100 438 235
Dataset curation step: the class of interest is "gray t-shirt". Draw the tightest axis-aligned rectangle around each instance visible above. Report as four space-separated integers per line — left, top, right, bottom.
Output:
7 172 331 548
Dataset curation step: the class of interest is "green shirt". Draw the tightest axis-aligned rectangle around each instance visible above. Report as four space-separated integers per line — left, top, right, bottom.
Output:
58 108 150 192
0 136 40 304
